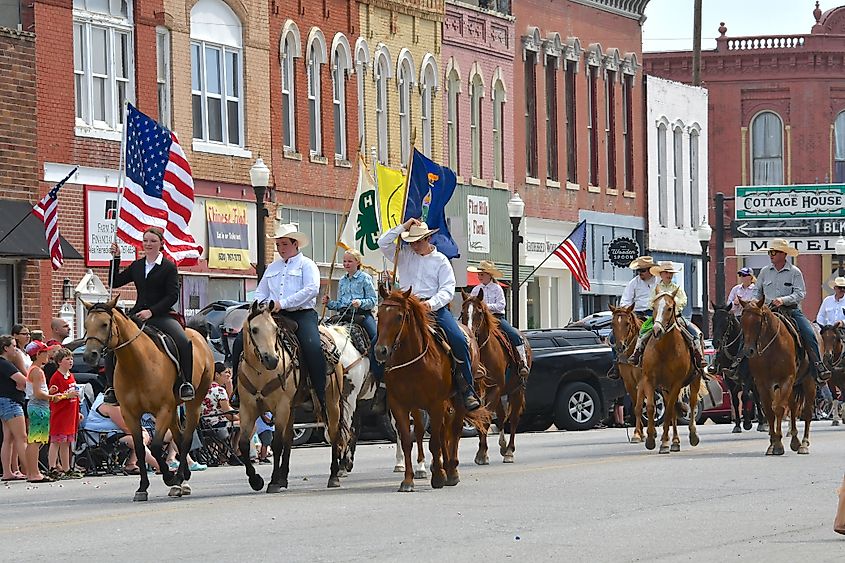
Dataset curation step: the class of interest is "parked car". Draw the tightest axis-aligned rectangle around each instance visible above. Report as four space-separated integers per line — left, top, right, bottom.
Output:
566 311 613 341
186 300 248 363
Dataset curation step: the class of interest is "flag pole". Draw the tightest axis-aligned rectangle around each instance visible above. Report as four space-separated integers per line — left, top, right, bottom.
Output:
391 129 417 288
371 146 389 284
517 220 586 289
0 167 79 248
109 101 130 296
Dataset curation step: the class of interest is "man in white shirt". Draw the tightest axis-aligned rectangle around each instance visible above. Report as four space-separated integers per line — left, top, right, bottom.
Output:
608 256 658 379
378 218 481 411
817 276 845 327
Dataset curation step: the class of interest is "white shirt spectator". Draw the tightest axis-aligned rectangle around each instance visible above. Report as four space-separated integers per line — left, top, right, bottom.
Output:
470 280 506 315
619 275 658 312
255 252 320 311
816 294 845 326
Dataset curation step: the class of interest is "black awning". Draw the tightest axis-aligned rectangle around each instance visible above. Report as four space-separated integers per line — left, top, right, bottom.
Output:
0 199 83 260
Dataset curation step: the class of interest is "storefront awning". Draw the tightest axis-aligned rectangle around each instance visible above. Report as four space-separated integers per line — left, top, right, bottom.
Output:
0 200 83 260
465 271 509 288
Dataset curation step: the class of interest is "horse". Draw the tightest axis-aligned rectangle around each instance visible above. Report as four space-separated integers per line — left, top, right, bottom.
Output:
374 287 491 492
390 410 429 479
80 296 214 501
608 304 645 443
739 299 816 455
236 301 347 492
818 323 845 426
640 290 703 453
460 290 531 464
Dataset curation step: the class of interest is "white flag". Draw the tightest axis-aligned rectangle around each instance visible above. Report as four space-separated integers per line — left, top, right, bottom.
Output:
339 156 383 273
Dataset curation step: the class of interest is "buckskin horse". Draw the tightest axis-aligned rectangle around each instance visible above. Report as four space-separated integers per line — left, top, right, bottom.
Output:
81 296 214 501
640 291 703 453
818 323 845 426
375 287 491 492
739 299 816 455
608 304 645 443
236 301 347 492
460 290 531 464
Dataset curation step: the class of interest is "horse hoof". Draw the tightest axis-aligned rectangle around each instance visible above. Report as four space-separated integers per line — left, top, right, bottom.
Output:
670 443 681 452
393 464 404 473
474 454 489 466
168 485 183 498
266 483 283 494
180 483 191 496
645 436 656 450
797 445 810 455
338 469 348 478
163 473 177 487
790 436 801 452
398 482 414 493
732 426 742 434
445 473 460 487
133 491 148 502
659 445 671 454
503 454 514 463
832 420 840 427
689 433 700 447
431 472 446 489
327 477 341 489
743 419 753 430
414 469 428 479
249 474 264 491
757 423 769 433
772 445 785 456
765 445 774 456
630 435 642 444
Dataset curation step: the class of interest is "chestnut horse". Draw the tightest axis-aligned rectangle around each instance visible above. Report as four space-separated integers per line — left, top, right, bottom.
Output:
818 324 845 426
640 291 703 453
237 301 346 492
374 287 491 492
460 290 532 465
81 297 214 501
608 304 645 443
739 299 816 455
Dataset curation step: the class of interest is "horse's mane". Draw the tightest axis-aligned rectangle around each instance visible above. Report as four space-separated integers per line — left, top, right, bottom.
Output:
386 289 434 342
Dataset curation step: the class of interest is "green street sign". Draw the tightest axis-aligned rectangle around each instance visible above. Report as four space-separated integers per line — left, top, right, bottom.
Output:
735 184 845 220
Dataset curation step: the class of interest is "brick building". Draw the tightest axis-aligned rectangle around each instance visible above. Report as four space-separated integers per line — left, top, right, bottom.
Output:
512 0 649 327
643 3 845 319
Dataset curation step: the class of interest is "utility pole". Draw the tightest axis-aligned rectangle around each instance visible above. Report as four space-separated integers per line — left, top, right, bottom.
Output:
692 0 702 85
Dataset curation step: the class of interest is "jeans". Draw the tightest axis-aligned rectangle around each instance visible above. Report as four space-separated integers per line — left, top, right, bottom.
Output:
358 312 377 341
493 314 523 347
786 308 822 363
434 307 474 394
0 397 23 421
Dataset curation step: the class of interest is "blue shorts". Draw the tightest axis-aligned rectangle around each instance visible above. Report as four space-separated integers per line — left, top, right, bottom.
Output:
0 397 24 421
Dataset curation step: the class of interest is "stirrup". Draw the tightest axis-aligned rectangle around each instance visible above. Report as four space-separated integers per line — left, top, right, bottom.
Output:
815 363 832 383
178 382 196 402
103 387 119 406
463 393 481 411
607 365 620 380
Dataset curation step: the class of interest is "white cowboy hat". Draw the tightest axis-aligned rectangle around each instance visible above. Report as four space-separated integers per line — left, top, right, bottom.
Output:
829 276 845 289
764 238 799 257
629 256 655 270
269 223 309 248
400 222 439 243
649 261 682 276
468 260 504 279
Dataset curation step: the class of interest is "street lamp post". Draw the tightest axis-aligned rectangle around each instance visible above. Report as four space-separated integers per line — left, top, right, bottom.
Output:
698 221 713 339
836 236 845 276
249 158 271 280
507 192 525 329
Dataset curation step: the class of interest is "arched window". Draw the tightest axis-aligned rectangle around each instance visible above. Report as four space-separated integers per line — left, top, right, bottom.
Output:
280 21 301 152
373 46 392 164
673 125 684 228
419 55 438 158
751 111 784 185
354 39 369 150
191 0 243 146
307 29 327 157
397 50 415 166
470 70 484 179
657 122 668 227
446 66 461 171
835 111 845 182
331 34 352 161
689 127 700 227
492 75 506 183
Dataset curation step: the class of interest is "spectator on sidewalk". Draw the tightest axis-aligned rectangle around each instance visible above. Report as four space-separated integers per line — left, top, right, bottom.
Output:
12 325 32 373
0 335 29 481
203 362 240 465
46 318 71 347
24 341 61 483
255 412 274 464
83 392 159 475
47 348 82 479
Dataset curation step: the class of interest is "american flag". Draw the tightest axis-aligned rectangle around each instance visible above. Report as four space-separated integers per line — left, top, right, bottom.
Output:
32 167 76 271
117 103 202 265
552 220 591 291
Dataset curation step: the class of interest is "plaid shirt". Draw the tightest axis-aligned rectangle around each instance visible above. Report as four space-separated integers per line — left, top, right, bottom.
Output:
327 270 377 312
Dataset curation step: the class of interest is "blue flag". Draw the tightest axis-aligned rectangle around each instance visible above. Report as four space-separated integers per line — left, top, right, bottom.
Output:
404 149 459 259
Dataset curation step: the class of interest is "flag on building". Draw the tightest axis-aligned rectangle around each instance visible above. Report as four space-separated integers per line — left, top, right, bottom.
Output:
117 103 202 265
32 167 76 271
405 149 459 259
339 156 383 272
552 220 590 291
375 163 407 232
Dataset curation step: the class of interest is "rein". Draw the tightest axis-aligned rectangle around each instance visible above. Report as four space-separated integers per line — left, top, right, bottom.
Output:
613 312 639 354
381 298 429 373
824 328 845 368
83 307 146 353
714 314 743 362
748 310 781 357
240 313 296 397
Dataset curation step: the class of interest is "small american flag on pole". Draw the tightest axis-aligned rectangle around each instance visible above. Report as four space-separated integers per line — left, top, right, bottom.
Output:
552 220 591 291
32 167 76 271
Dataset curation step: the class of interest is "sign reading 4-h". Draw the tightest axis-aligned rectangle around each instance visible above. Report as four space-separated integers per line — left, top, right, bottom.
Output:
735 184 845 220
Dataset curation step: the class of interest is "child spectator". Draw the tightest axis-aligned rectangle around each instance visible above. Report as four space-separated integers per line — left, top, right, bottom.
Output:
255 412 274 464
48 348 82 479
24 341 60 482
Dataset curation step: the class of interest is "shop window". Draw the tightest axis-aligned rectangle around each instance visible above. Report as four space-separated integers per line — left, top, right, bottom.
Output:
545 58 558 182
751 111 784 185
835 111 845 182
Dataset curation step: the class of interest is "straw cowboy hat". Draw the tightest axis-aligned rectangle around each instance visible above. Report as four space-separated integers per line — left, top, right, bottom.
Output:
829 276 845 289
649 261 682 276
468 260 504 279
269 223 310 248
764 238 799 257
400 221 439 243
628 256 655 270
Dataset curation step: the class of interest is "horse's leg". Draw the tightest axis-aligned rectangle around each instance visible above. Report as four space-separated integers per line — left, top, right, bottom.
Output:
427 403 447 489
276 400 295 491
504 388 523 463
445 405 464 486
391 412 405 473
237 398 263 492
148 405 181 493
643 380 657 450
688 375 701 447
177 398 203 495
659 389 673 454
728 379 742 433
752 383 768 433
474 389 494 466
412 409 427 479
631 377 644 444
393 404 415 492
771 385 786 456
798 379 815 455
788 391 800 452
124 411 151 502
342 405 363 475
326 375 343 489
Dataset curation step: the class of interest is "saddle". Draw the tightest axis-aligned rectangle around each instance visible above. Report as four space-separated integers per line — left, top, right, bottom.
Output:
771 310 805 360
141 324 182 375
426 323 473 396
493 329 521 376
325 313 371 356
270 314 339 378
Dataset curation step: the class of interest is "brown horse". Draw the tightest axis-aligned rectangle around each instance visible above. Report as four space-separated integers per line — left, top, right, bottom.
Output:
609 304 645 443
81 296 214 501
374 287 491 492
460 290 531 465
739 299 815 455
237 301 346 492
820 323 845 426
640 291 702 453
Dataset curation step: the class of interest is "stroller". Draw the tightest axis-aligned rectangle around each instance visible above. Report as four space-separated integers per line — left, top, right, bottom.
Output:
74 384 131 476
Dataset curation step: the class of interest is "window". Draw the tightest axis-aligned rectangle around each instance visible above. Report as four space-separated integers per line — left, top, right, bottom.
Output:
470 72 483 178
281 24 301 151
420 57 438 158
587 64 599 186
374 51 390 164
673 127 684 228
493 78 506 183
525 50 538 179
834 111 845 182
397 54 414 166
751 111 784 185
545 58 558 182
605 70 617 190
73 0 134 133
565 62 577 184
191 0 243 146
156 28 171 128
331 35 351 161
622 74 634 191
447 68 461 171
657 123 668 227
307 31 327 157
354 39 369 150
689 129 700 227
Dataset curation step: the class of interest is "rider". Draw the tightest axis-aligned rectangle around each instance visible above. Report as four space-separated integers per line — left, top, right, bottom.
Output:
753 238 830 383
607 256 658 379
816 276 845 326
231 224 327 415
468 260 529 378
378 218 481 411
105 227 194 405
727 267 757 317
628 261 706 370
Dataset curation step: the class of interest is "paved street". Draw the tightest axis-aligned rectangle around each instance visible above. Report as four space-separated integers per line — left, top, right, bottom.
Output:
4 422 844 562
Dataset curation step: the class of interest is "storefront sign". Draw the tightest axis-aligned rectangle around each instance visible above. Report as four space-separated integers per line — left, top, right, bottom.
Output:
206 199 250 270
467 195 489 254
607 237 640 268
84 186 137 267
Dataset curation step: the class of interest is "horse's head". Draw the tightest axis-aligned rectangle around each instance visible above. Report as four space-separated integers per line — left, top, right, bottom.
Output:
244 301 281 371
375 286 425 364
460 289 490 334
738 297 767 356
80 295 119 366
651 291 678 339
609 303 638 350
820 322 845 366
711 302 736 348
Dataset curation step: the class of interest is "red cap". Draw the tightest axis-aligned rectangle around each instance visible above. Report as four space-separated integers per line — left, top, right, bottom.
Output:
25 340 60 357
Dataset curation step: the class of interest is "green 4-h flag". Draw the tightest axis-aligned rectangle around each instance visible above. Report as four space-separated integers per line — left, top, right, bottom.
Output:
339 155 383 273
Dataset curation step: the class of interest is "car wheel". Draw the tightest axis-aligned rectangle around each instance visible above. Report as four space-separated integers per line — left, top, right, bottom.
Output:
677 398 705 426
555 382 602 431
292 426 313 447
641 392 666 426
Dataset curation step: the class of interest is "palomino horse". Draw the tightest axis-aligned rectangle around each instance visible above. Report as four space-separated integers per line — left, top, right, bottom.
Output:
237 301 347 492
818 324 845 426
739 299 816 455
374 287 491 492
608 304 645 443
460 290 532 464
81 297 214 501
640 291 703 453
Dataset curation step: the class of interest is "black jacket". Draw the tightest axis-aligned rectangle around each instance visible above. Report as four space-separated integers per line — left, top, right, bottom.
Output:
111 256 179 316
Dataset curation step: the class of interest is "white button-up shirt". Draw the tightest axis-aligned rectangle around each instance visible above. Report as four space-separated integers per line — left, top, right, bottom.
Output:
619 275 658 312
470 280 506 315
255 252 320 311
816 294 845 326
379 225 455 312
144 253 163 278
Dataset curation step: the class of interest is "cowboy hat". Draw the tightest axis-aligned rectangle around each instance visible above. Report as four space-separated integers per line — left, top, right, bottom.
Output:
829 276 845 289
269 223 309 248
629 256 655 270
764 238 799 257
468 260 504 279
400 222 439 243
649 260 682 276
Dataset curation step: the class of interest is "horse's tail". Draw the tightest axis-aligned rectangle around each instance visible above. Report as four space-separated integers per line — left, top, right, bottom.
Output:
463 405 494 433
792 376 812 417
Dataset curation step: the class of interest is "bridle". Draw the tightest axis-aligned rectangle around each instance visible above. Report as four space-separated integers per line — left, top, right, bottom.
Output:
612 310 639 354
464 298 492 349
380 299 429 373
652 294 680 336
83 305 145 353
822 326 845 368
713 311 743 362
241 310 296 392
743 307 781 357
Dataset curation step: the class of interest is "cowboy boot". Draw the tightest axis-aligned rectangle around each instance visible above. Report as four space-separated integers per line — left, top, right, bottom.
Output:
103 352 119 406
177 341 195 402
607 363 621 380
628 334 649 368
516 344 530 378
